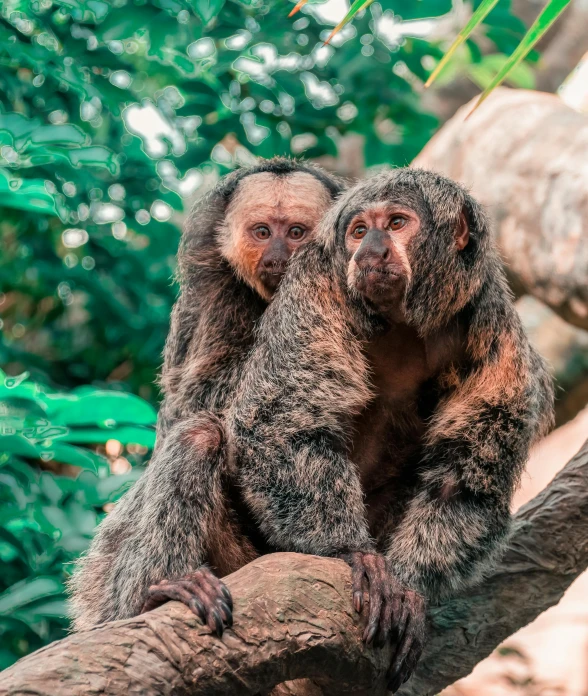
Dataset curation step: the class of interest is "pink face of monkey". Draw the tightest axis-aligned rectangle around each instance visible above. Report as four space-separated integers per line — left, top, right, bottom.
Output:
218 172 333 301
345 203 469 322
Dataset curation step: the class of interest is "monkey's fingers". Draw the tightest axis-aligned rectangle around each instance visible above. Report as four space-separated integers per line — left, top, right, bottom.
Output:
387 591 426 692
181 570 233 626
374 585 401 648
142 584 203 617
340 551 367 613
175 575 233 633
361 553 389 645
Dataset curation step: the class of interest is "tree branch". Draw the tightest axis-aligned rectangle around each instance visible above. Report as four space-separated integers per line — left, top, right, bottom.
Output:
413 88 588 331
1 439 587 696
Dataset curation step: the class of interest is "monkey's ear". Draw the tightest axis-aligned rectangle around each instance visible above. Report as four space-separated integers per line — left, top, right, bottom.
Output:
455 211 470 251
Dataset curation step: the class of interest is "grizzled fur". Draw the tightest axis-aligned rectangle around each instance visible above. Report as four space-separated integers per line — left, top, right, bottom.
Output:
227 168 554 601
69 158 343 630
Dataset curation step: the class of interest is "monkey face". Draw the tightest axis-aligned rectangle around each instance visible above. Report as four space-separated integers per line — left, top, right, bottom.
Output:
218 171 333 301
344 204 420 322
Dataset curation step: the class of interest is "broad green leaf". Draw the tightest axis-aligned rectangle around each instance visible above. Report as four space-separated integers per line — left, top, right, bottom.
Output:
0 577 63 616
0 171 64 218
467 53 535 90
30 125 89 147
424 0 501 87
0 435 40 460
52 391 157 428
474 0 572 110
188 0 226 24
66 147 120 176
62 426 156 449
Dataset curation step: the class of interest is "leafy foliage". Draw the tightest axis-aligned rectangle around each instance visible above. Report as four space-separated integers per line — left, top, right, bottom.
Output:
425 0 570 102
0 0 525 398
0 368 153 667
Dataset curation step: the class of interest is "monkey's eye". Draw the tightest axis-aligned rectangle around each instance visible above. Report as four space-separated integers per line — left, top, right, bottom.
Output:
288 225 306 241
253 225 271 240
350 224 368 239
388 216 407 231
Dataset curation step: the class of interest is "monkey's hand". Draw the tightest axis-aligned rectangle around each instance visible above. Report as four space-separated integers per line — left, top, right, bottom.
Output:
385 584 426 693
341 551 398 646
341 552 426 691
141 567 233 637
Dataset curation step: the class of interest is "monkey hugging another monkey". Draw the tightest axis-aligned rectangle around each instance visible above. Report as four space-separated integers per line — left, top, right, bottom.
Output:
70 164 554 693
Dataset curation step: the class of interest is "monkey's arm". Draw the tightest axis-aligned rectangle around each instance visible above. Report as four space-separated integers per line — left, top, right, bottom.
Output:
385 344 554 602
229 244 375 557
69 413 233 633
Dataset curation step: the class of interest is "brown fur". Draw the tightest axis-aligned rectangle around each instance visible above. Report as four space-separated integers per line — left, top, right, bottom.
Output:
68 158 344 630
228 168 554 607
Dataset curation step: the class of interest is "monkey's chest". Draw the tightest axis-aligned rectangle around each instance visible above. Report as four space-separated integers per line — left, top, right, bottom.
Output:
350 396 426 493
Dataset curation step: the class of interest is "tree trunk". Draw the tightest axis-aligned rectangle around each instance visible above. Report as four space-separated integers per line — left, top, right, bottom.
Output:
413 88 588 331
1 439 587 696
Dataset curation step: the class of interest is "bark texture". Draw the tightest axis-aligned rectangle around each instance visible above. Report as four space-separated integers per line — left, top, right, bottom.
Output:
413 88 588 331
1 439 587 696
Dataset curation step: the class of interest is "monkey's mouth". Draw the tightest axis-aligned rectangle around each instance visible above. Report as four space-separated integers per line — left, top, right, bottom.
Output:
259 268 286 291
358 266 401 281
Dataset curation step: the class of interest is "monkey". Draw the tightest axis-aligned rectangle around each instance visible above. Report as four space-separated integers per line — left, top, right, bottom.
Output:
225 168 554 691
68 158 345 635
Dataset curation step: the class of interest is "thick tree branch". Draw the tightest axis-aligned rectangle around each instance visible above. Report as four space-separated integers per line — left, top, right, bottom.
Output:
1 439 587 696
413 88 588 331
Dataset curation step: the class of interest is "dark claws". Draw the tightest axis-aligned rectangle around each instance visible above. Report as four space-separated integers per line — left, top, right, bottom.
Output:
189 597 206 621
218 600 233 627
210 608 224 637
141 568 234 638
220 584 233 609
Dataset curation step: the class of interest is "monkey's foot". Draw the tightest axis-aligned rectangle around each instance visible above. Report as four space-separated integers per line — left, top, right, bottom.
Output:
141 567 233 637
385 585 426 693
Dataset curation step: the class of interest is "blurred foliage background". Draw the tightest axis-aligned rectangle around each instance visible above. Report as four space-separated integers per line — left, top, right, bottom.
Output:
0 0 570 670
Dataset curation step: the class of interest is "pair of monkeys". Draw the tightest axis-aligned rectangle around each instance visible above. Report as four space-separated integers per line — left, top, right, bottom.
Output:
70 159 554 692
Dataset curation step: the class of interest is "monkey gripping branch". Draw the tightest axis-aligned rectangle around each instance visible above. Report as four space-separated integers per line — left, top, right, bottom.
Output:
1 439 586 696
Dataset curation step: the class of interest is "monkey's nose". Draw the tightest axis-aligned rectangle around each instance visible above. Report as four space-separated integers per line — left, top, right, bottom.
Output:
356 247 390 267
261 258 287 272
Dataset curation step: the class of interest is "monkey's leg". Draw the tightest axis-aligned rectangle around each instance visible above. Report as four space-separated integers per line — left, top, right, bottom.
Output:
104 411 242 636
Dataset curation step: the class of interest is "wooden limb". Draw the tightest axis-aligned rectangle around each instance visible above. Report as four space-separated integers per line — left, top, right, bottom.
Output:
413 88 588 331
1 439 587 696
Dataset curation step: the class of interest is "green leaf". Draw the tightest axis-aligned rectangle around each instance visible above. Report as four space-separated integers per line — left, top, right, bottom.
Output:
66 147 120 176
424 0 501 87
188 0 226 24
474 0 572 109
52 391 157 428
62 425 156 449
467 53 535 90
0 577 63 616
30 125 89 147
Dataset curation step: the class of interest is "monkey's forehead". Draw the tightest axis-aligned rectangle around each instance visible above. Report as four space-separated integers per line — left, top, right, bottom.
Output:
225 171 333 221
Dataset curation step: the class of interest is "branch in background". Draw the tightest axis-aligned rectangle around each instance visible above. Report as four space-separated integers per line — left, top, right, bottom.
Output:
1 440 587 696
413 88 588 331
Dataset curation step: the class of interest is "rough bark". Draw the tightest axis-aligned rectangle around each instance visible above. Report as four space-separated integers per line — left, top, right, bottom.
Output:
1 439 587 696
413 88 588 331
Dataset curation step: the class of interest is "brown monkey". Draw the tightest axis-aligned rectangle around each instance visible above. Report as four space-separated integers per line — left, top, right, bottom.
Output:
69 158 344 634
227 169 554 690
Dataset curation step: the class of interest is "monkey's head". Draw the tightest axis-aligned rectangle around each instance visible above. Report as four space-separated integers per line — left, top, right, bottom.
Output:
215 159 342 301
328 168 494 333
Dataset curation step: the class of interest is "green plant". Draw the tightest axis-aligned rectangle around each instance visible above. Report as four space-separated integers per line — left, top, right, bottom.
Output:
0 368 154 667
0 0 526 397
423 0 572 105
